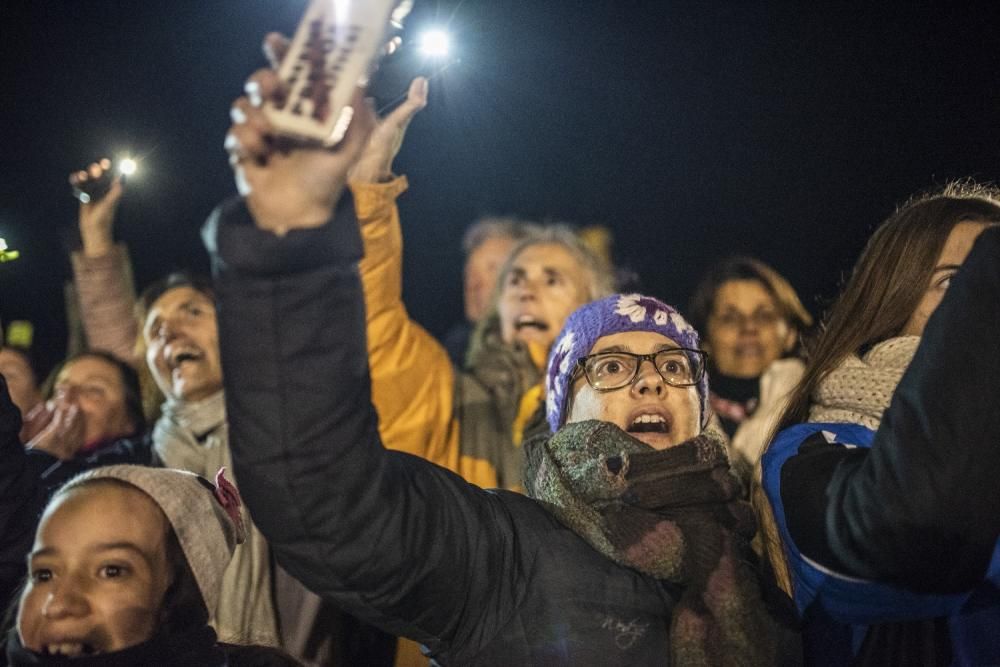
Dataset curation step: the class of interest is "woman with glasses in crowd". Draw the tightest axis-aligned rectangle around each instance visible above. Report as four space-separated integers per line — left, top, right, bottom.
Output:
687 258 812 484
759 183 1000 665
208 78 801 660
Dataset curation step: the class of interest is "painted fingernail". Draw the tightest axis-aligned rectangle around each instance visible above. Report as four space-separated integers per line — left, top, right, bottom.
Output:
224 133 239 151
230 105 247 124
244 80 262 107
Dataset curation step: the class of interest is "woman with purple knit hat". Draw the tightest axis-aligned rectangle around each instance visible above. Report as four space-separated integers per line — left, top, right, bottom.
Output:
208 152 801 662
209 63 799 663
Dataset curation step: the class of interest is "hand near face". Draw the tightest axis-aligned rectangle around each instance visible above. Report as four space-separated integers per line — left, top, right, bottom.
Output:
226 33 377 236
69 159 124 258
26 393 87 461
20 403 53 445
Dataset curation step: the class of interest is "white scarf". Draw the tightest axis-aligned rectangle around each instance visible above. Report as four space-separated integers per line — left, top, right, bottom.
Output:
153 391 279 646
809 336 920 430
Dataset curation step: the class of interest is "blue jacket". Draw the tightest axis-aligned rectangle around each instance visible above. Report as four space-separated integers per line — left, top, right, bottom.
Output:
763 422 1000 665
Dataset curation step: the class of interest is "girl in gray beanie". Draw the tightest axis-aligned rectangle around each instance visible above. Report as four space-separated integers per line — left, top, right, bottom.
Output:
7 465 299 666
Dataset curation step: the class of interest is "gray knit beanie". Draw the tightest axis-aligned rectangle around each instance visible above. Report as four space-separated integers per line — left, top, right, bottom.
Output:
58 465 247 615
545 293 709 432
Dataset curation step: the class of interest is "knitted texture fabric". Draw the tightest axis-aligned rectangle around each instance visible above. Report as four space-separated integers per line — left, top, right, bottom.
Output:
523 420 782 665
809 336 920 430
545 294 707 432
153 390 279 645
59 465 246 617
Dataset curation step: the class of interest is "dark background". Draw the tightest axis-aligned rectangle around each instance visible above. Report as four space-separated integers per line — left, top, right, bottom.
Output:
2 1 998 376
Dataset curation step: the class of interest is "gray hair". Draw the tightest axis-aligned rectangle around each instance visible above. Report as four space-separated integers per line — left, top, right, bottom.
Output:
461 216 543 257
464 223 617 367
500 224 616 302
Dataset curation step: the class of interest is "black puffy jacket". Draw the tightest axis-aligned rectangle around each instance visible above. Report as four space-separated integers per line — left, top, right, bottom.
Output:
207 196 799 666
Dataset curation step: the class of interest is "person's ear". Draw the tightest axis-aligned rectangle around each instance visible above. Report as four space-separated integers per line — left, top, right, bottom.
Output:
782 327 798 353
700 336 713 355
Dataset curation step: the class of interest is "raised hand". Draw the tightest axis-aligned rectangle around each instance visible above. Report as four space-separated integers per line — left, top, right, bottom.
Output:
69 159 123 258
259 33 429 185
225 33 377 236
350 76 428 183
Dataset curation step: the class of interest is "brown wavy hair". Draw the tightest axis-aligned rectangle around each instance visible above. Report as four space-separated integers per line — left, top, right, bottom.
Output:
774 181 1000 434
755 180 1000 596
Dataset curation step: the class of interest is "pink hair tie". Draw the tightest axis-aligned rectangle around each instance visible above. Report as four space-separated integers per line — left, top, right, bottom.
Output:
214 467 247 544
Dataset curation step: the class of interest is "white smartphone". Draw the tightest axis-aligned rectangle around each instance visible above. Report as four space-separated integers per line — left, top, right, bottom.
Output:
264 0 412 147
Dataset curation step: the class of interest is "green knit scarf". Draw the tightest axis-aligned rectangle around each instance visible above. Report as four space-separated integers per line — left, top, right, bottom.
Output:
523 420 785 666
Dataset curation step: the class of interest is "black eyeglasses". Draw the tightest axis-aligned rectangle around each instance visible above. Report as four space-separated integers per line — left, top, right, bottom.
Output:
575 348 707 391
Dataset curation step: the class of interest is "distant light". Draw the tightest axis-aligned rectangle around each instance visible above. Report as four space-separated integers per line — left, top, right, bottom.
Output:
118 158 137 176
418 29 450 58
0 238 19 263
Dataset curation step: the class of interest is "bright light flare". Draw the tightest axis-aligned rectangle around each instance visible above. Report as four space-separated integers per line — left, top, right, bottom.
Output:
118 158 138 176
0 237 19 263
418 29 451 58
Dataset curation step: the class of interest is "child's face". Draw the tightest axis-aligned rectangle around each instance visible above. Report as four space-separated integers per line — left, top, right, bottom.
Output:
18 483 173 658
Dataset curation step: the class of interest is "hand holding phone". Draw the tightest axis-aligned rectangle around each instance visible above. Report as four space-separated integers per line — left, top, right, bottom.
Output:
263 0 411 147
69 159 125 258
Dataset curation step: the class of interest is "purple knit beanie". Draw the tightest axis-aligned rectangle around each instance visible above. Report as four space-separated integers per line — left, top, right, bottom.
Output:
545 293 708 432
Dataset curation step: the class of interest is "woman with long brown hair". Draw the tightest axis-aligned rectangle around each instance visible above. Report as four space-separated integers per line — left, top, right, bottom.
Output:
758 182 1000 665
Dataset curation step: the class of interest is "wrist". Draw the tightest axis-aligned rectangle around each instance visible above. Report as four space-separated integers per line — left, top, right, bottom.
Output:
349 159 393 184
245 197 335 236
81 235 114 258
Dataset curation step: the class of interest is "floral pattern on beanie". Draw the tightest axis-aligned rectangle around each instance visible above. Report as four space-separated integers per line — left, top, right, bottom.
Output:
546 330 578 426
545 293 708 433
615 294 667 326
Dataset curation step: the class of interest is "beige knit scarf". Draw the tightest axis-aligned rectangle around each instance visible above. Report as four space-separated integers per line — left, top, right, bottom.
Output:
809 336 920 430
153 391 279 646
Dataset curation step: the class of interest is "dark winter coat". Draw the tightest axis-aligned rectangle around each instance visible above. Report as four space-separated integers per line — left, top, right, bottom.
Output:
761 226 1000 665
205 195 799 666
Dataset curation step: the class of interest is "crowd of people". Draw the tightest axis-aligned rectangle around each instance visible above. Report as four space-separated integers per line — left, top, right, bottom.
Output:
0 27 998 667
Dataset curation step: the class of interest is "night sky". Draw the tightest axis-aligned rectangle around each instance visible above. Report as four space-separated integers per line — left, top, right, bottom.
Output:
2 1 999 375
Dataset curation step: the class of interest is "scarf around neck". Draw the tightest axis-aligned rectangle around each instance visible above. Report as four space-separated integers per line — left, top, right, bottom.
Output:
151 390 279 647
157 392 227 446
809 336 920 430
523 420 787 665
